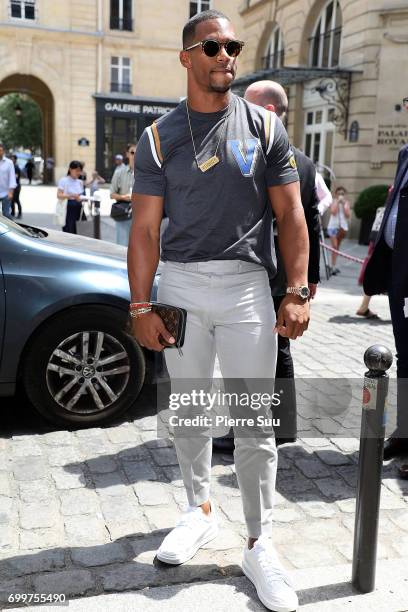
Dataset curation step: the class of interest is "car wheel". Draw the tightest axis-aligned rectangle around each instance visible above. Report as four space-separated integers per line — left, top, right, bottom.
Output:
23 305 145 427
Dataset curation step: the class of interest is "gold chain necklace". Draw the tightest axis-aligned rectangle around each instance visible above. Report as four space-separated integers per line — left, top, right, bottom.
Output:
185 99 229 173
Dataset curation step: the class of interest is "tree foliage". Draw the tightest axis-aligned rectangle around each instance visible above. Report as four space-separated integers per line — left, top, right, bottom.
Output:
354 185 389 219
0 93 42 151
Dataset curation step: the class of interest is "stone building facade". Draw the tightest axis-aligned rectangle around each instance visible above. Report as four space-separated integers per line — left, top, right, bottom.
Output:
0 0 242 181
1 0 407 232
235 0 408 232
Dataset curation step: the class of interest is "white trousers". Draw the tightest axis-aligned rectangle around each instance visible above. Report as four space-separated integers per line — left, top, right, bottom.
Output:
158 260 278 538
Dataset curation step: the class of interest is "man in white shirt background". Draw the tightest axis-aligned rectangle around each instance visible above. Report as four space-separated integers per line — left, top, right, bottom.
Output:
0 143 16 219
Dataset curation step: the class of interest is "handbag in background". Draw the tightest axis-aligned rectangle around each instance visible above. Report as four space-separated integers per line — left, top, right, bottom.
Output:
55 198 67 226
110 201 132 221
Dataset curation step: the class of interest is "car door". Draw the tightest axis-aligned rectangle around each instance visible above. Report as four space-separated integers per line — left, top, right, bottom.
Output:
0 259 5 366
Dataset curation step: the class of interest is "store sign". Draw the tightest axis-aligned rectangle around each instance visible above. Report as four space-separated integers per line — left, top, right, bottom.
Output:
376 125 408 148
104 102 173 115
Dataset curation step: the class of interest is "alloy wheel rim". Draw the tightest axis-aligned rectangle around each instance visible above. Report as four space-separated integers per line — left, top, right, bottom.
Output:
46 331 130 413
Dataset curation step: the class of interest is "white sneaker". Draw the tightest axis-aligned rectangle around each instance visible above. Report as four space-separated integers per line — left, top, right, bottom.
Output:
156 504 218 564
242 535 298 612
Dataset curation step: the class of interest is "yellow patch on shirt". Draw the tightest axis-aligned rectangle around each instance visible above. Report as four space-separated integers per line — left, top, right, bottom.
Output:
289 156 297 169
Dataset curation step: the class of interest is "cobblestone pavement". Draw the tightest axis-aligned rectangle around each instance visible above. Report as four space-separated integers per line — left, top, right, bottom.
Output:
1 213 407 609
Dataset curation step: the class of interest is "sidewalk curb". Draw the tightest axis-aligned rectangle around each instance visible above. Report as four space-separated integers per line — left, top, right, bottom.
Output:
9 557 408 612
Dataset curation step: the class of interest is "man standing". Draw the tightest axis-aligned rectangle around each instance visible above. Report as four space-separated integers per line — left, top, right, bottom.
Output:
111 144 136 246
0 144 16 219
11 155 22 218
364 96 408 468
128 11 309 611
246 80 319 444
213 80 320 452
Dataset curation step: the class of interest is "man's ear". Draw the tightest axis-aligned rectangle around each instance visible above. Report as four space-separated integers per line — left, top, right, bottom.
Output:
179 50 191 69
265 103 276 113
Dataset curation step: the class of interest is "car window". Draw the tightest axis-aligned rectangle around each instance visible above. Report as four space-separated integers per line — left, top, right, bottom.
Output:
0 216 34 237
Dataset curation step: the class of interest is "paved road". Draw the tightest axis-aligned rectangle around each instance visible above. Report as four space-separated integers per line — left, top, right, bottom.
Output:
1 188 408 610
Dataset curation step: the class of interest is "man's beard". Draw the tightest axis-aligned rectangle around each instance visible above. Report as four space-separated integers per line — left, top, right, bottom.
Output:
209 83 231 93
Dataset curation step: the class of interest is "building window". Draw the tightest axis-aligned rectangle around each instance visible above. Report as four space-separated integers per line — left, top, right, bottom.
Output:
303 106 335 181
309 0 342 68
110 57 132 94
190 1 211 18
110 0 133 31
262 26 284 70
10 0 35 20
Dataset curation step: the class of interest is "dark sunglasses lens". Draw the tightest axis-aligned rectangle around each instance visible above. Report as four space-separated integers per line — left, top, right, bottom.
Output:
226 41 242 57
203 40 220 57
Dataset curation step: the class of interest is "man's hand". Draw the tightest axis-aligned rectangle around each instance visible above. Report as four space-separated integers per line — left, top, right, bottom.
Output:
274 294 310 339
131 312 175 351
308 283 317 299
7 190 13 200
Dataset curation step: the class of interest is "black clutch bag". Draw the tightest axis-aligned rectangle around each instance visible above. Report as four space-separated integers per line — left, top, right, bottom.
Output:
127 302 187 355
151 303 187 352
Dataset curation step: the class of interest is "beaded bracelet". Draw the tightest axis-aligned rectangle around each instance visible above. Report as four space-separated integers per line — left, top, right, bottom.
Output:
129 301 152 310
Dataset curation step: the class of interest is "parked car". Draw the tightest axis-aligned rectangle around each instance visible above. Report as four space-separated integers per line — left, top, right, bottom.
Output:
0 216 161 427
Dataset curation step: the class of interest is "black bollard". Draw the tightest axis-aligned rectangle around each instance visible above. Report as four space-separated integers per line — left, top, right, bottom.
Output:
352 344 393 593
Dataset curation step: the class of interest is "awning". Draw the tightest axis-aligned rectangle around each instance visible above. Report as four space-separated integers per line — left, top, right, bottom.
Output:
232 66 358 95
232 66 362 137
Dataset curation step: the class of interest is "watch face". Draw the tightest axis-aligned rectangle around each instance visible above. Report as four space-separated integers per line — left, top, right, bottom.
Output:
300 286 310 299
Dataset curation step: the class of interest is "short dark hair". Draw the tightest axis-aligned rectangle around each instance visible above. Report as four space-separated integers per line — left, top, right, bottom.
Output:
67 160 83 175
182 10 230 48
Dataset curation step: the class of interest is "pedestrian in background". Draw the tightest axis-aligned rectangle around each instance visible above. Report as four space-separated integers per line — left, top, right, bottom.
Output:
45 156 54 184
110 143 135 246
11 155 22 218
356 204 385 319
0 143 16 219
112 154 124 173
364 96 408 466
327 186 351 274
57 160 86 234
213 79 319 453
25 158 34 184
86 170 105 196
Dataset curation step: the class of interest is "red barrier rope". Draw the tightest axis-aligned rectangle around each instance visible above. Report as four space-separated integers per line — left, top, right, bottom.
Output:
320 241 365 264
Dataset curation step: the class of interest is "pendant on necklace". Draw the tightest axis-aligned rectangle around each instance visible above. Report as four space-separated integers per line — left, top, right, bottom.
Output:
198 155 220 173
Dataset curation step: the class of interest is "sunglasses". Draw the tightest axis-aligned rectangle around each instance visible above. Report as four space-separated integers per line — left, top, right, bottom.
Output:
184 39 244 58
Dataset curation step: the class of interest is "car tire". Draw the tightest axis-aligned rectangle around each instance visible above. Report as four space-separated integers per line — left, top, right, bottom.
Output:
22 305 145 427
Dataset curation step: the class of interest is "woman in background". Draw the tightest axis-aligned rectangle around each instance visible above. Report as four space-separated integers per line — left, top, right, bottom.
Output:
327 186 351 275
57 161 85 234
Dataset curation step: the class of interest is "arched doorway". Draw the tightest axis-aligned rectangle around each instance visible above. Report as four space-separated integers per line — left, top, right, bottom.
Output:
0 75 54 184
